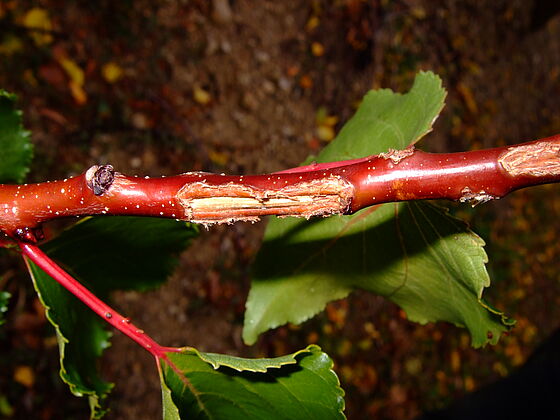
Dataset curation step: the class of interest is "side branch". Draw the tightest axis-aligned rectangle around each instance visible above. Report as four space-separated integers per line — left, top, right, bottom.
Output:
1 134 559 240
19 242 177 358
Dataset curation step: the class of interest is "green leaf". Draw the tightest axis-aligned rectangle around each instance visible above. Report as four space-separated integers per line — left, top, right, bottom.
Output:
26 259 113 418
186 346 316 372
0 394 14 417
43 217 199 295
160 344 345 419
245 202 513 347
0 290 10 326
25 217 198 418
244 71 513 347
0 90 33 183
162 377 182 420
314 70 445 162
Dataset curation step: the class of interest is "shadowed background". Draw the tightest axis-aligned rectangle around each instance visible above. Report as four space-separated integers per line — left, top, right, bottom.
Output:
1 1 559 419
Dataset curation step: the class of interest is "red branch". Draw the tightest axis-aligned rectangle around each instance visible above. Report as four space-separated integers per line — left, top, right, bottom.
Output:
1 134 559 240
2 134 559 379
19 242 179 358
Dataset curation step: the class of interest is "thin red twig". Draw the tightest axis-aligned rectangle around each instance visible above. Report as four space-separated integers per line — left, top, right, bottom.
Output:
19 242 181 358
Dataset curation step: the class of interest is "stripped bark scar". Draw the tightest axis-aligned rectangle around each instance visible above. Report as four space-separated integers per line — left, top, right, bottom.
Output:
379 146 415 164
499 141 560 177
459 186 496 207
176 176 354 225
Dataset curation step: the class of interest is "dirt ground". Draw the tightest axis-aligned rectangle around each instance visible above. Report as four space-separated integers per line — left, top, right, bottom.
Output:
1 1 560 419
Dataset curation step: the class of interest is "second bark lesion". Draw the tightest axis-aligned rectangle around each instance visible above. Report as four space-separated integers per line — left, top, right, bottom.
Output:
498 139 560 177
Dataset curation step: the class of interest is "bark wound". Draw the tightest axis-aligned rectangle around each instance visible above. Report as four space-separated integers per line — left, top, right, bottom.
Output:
176 176 354 225
459 187 496 207
86 165 115 196
499 141 560 177
379 146 415 164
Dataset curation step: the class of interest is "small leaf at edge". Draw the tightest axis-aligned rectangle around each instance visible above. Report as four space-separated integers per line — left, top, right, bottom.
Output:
0 90 33 183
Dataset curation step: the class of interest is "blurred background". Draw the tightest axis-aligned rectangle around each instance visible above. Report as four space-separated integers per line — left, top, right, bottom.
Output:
1 1 560 419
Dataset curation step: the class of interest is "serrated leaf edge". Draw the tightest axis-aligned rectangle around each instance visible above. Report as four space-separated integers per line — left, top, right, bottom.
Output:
160 344 346 419
397 202 514 347
413 70 446 144
423 203 516 334
182 344 320 372
0 89 34 183
23 258 113 419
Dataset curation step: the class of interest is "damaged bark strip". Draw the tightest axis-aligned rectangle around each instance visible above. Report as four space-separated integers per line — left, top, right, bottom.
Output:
498 137 560 177
1 135 559 240
0 168 357 238
177 176 354 224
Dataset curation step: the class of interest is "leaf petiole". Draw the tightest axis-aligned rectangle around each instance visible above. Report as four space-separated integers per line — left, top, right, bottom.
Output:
19 241 179 358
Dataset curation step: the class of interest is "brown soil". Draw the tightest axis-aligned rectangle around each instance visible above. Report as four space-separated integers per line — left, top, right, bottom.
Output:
1 1 560 419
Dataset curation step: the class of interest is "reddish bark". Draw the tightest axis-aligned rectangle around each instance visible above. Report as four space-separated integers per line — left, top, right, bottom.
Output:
5 133 560 360
1 134 559 241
